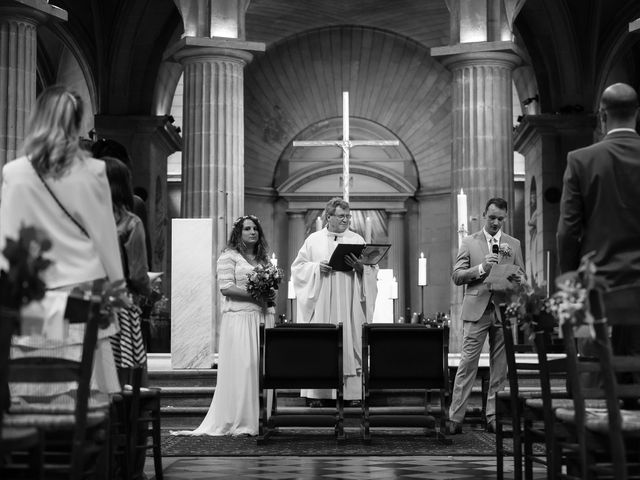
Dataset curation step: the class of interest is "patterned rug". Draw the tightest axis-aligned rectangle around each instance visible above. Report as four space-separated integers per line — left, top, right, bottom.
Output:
161 427 542 457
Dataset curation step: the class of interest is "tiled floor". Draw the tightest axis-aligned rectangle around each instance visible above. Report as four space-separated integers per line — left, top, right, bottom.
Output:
144 455 546 479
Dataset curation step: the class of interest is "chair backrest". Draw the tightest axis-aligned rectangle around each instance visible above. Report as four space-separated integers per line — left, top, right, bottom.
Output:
363 323 449 390
260 323 343 389
592 286 640 480
559 289 609 479
0 308 20 429
498 306 540 398
7 282 105 479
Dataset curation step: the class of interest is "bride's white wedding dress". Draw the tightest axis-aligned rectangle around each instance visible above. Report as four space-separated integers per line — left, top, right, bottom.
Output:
171 250 274 436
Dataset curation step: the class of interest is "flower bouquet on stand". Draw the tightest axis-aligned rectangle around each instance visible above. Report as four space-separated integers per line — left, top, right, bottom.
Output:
548 252 602 337
504 283 555 342
247 263 283 308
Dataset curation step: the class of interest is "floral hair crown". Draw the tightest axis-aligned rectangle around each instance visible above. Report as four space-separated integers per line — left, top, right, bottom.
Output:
233 214 259 229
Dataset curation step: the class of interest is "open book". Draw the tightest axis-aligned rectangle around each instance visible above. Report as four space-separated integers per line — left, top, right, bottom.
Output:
328 243 391 271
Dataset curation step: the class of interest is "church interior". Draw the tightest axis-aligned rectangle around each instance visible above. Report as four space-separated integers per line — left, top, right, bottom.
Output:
3 0 640 478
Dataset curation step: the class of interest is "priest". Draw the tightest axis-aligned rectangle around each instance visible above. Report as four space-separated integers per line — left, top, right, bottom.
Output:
291 197 378 404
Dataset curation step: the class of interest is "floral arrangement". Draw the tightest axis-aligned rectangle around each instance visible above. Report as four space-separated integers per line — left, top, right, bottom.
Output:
503 252 600 341
0 225 53 310
504 283 555 341
246 263 283 307
547 252 601 331
498 243 512 258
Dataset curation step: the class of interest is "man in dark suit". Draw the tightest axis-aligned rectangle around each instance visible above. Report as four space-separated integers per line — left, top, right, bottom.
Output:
446 198 525 434
557 82 640 360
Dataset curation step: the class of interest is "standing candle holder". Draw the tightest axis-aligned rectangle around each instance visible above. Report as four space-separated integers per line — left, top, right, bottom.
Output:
287 279 296 323
418 253 427 317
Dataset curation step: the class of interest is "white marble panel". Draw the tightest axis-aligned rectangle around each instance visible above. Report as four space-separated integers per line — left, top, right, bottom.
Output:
372 268 394 323
171 218 214 368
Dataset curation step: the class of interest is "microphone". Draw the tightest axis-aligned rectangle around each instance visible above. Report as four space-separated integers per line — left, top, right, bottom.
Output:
492 244 499 254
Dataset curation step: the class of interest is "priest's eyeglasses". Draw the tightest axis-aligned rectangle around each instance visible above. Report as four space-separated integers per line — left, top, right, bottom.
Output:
332 214 351 221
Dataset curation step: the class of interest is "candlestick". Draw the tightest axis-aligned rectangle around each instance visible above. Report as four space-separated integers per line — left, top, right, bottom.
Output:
418 252 427 286
364 216 372 243
271 253 278 267
546 250 551 297
457 188 468 238
316 216 322 232
287 280 296 300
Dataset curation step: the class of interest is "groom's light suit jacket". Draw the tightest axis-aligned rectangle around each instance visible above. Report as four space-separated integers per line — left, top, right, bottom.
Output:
452 230 525 322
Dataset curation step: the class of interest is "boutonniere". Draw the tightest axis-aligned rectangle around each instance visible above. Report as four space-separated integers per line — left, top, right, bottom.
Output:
498 243 512 258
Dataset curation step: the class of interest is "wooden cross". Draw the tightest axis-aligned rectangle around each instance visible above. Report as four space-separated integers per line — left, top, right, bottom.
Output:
292 91 399 202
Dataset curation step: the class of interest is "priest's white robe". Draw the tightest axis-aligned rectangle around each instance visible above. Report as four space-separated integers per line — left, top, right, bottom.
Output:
291 228 378 400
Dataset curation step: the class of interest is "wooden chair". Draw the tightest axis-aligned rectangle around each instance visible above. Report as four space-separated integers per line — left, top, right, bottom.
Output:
0 307 44 479
361 323 451 444
591 286 640 479
555 287 640 480
495 307 542 480
127 371 163 480
495 306 570 480
3 284 111 479
258 323 345 444
523 330 572 480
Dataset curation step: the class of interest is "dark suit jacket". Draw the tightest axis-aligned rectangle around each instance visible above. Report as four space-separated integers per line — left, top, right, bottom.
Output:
452 230 525 322
557 130 640 287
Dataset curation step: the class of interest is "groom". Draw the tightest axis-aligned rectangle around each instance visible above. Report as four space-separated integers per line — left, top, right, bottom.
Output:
446 197 525 434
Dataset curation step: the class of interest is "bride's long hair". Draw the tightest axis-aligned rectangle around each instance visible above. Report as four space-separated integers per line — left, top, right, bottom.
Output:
227 215 270 264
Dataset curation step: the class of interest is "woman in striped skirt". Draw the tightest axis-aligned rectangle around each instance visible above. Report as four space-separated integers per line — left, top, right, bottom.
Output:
103 156 151 380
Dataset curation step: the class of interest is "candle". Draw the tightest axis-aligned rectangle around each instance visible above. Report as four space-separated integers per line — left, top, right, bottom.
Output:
418 252 427 286
365 216 372 243
271 253 278 267
287 280 296 299
316 216 322 231
457 188 468 235
390 277 398 300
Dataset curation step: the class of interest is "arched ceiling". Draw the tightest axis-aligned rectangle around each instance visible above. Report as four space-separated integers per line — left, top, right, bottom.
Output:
244 26 452 194
42 0 640 121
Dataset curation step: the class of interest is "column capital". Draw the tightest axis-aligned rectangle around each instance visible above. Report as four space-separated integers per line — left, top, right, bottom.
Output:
0 0 67 24
514 113 597 153
164 36 264 65
94 114 183 155
286 209 307 216
430 41 523 69
386 209 407 216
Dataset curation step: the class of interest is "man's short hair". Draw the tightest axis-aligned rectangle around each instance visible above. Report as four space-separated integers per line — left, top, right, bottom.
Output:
484 197 508 213
324 197 350 216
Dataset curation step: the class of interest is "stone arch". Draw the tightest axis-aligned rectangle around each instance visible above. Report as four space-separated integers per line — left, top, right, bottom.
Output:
244 25 452 196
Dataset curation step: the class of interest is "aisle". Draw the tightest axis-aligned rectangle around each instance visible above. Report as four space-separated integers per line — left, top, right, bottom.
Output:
144 455 546 479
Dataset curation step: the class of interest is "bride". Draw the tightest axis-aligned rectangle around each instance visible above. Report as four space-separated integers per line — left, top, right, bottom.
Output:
172 214 275 436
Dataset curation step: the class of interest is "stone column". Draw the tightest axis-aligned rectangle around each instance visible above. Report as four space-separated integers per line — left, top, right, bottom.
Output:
386 210 406 320
94 115 182 274
287 210 305 273
287 210 305 320
164 34 263 366
514 114 596 293
0 1 66 171
432 42 522 352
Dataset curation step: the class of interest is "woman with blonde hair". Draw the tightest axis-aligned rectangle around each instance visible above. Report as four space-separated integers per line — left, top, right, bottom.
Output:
0 85 124 393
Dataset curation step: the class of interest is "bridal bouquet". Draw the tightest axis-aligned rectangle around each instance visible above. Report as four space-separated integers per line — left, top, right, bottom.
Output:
246 263 283 307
